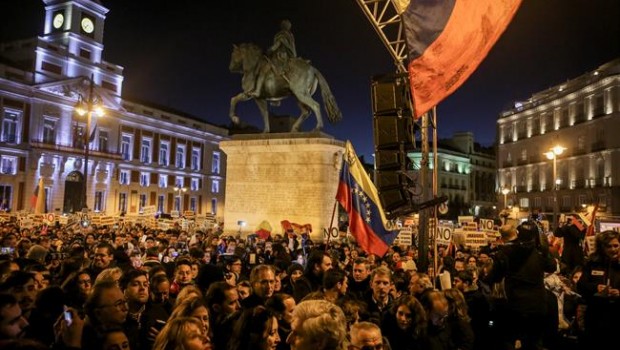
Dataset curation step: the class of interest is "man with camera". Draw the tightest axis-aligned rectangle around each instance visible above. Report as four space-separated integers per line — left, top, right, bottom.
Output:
553 214 586 275
486 221 557 350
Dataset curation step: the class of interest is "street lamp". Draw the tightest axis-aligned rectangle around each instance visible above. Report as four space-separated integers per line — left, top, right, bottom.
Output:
173 186 187 211
544 145 566 229
74 75 105 211
501 187 510 209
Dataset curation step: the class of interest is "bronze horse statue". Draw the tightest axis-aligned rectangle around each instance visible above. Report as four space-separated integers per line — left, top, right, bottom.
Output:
229 43 342 133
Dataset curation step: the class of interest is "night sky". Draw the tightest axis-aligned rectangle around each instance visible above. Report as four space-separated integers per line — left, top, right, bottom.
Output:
2 0 619 159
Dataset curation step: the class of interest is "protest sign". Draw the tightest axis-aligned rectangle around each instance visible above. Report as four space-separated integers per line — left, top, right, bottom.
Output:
465 231 488 247
436 226 453 245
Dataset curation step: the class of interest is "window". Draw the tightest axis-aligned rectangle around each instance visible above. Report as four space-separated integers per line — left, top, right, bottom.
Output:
176 145 185 168
157 195 165 213
1 109 20 143
175 176 184 188
547 197 554 208
159 174 168 188
73 125 84 149
43 118 56 144
159 142 169 166
98 130 109 152
562 196 571 208
211 198 217 215
211 179 219 193
534 197 541 208
94 191 104 212
0 156 17 175
0 185 12 211
520 149 527 162
520 198 529 208
141 138 151 163
190 197 197 212
140 172 150 187
578 195 587 207
174 196 181 211
139 194 147 212
191 178 199 191
598 194 607 207
119 170 130 185
212 152 220 174
191 148 200 171
118 193 127 213
121 134 132 161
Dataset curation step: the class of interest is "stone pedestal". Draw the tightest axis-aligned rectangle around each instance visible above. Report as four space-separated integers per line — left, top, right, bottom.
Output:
220 132 344 241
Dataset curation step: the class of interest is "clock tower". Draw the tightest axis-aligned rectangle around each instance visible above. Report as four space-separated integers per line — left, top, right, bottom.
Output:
37 0 124 95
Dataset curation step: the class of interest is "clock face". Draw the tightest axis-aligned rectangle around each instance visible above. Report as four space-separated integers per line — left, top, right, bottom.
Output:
53 13 64 29
81 17 94 34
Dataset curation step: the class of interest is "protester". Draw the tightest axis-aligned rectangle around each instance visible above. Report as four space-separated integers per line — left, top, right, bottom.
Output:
287 299 346 350
576 230 620 349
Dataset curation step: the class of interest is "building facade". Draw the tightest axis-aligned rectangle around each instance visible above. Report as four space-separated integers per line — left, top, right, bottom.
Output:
497 58 620 219
408 132 496 218
0 0 228 218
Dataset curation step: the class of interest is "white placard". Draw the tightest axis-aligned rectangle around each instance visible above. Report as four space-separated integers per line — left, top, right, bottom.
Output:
465 231 488 247
436 226 453 245
396 227 413 246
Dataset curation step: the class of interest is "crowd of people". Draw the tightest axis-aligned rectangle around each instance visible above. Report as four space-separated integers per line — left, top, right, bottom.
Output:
0 214 618 350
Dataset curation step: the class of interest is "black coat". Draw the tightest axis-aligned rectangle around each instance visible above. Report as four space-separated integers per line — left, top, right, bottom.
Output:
553 224 585 273
576 256 620 347
487 240 557 315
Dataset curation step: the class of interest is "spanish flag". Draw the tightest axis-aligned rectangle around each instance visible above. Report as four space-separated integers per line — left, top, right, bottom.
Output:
336 141 398 257
400 0 522 118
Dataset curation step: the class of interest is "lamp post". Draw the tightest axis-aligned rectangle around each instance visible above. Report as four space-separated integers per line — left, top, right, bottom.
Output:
501 187 510 209
173 186 187 211
74 75 104 211
544 145 565 229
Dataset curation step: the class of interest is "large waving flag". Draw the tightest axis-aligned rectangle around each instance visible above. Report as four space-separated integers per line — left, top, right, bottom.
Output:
336 141 398 257
401 0 522 118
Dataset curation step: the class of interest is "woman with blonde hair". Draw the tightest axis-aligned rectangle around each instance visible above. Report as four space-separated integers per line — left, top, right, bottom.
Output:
174 285 203 306
94 267 123 285
169 295 210 336
152 317 212 350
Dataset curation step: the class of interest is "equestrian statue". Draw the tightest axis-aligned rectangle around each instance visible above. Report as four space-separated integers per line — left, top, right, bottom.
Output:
229 20 342 133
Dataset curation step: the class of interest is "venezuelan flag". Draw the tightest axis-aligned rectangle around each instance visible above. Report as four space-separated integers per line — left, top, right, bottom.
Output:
399 0 522 118
336 141 398 257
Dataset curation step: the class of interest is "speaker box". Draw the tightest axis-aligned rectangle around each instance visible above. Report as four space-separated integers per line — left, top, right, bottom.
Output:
371 73 410 115
373 115 414 150
377 187 409 213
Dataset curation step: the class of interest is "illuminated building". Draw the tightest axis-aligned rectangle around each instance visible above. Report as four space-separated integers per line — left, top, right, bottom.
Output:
497 58 620 219
407 132 496 217
0 0 228 218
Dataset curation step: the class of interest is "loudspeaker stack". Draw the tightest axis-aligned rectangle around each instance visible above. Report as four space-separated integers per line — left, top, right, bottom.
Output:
371 73 417 219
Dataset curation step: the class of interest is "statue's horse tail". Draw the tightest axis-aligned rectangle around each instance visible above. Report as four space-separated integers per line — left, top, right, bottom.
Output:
315 69 342 123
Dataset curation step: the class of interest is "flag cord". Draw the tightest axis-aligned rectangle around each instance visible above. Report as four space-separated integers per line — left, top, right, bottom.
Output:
325 199 338 251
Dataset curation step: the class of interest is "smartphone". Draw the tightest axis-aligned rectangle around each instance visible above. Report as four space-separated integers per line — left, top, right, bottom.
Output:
0 247 14 255
559 214 566 224
63 306 73 326
249 253 256 264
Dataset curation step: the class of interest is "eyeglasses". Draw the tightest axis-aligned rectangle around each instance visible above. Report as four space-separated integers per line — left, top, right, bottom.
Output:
99 299 128 309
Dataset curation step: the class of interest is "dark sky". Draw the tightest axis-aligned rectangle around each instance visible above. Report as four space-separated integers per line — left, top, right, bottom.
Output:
2 0 619 159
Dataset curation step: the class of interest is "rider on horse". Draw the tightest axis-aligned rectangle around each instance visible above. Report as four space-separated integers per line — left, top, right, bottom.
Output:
250 20 297 97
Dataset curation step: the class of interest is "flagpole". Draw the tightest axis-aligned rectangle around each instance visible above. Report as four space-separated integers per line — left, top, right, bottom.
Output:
418 112 430 274
432 106 439 283
325 198 338 251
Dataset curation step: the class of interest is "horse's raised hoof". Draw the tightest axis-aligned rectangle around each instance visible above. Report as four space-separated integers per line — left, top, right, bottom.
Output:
231 116 240 125
312 126 323 132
